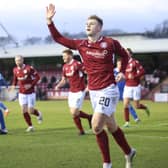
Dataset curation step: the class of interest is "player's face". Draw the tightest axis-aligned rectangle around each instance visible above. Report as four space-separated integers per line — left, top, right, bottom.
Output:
15 57 24 67
62 53 72 63
85 19 102 36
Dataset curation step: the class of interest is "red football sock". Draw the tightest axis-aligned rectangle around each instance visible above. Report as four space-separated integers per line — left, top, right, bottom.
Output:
79 110 90 119
23 112 32 126
96 130 111 163
32 109 40 116
124 108 130 122
137 104 146 110
73 116 84 133
112 127 131 155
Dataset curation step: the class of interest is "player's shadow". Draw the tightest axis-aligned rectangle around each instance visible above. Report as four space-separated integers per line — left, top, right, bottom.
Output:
6 127 94 137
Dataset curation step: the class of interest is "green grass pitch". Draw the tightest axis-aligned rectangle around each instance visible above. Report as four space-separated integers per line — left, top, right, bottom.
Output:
0 100 168 168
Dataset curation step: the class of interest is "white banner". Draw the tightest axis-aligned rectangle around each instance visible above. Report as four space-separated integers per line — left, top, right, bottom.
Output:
154 93 168 102
47 90 69 100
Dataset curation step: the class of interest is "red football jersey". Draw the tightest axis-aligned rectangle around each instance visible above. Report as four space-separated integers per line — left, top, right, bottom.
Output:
12 64 40 94
48 22 129 90
63 59 85 92
125 58 145 86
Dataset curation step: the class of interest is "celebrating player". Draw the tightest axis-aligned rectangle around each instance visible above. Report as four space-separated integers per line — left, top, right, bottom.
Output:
55 49 92 135
11 55 43 132
123 48 150 127
46 4 136 168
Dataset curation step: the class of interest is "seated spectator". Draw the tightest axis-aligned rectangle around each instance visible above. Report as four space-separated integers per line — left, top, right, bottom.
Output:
41 76 48 84
50 76 56 84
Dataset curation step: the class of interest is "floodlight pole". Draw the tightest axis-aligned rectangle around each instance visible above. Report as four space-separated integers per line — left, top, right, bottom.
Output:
0 22 19 47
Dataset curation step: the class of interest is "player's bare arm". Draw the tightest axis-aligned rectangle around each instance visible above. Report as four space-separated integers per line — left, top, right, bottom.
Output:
9 85 16 92
46 3 56 24
128 73 134 79
55 76 67 91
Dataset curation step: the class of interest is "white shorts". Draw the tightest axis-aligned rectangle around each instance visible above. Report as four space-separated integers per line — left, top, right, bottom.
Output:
89 84 119 117
123 85 141 100
18 93 36 108
68 91 86 109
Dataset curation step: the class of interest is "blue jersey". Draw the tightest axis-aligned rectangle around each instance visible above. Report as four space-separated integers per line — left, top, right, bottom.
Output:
0 73 8 88
114 67 125 100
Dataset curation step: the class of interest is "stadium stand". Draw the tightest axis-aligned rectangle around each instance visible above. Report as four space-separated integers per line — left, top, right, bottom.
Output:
0 34 168 100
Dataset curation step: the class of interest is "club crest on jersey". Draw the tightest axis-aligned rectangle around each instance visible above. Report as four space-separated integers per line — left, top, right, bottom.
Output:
65 66 74 77
100 42 107 49
23 69 27 74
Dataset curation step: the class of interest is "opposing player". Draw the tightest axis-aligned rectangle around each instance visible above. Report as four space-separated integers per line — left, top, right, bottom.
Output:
55 49 92 135
0 72 8 89
0 101 9 134
123 48 150 127
11 55 43 132
0 72 8 100
46 4 136 168
114 59 140 126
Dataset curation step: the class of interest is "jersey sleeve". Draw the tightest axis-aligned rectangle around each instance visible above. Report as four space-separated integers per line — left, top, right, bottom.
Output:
12 68 18 86
76 61 84 72
62 66 66 77
30 66 40 87
48 22 80 50
134 61 145 79
113 39 129 73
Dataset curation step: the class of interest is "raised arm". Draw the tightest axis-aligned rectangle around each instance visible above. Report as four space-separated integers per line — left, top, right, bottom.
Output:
46 3 56 25
134 61 145 79
46 4 79 50
30 67 40 87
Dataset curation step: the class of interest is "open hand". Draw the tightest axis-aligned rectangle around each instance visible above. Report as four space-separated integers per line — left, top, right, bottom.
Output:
46 3 56 21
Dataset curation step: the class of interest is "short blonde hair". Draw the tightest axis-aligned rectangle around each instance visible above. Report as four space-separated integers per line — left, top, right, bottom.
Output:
15 55 24 61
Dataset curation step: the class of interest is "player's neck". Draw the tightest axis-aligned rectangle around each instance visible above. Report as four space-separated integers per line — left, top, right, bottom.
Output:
17 64 25 69
88 33 101 43
67 59 74 65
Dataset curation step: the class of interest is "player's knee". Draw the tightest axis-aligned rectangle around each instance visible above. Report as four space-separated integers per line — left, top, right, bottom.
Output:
70 109 79 117
92 125 103 135
29 111 33 114
72 112 79 118
107 125 118 133
29 109 34 114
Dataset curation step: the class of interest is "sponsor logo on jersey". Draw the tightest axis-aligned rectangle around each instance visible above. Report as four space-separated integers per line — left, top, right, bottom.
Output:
86 50 108 58
17 75 28 81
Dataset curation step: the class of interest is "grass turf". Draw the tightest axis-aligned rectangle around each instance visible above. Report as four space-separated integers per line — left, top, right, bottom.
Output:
0 100 168 168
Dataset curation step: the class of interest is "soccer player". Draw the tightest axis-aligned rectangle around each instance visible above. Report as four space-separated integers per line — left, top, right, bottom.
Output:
11 55 43 132
0 101 9 134
0 72 8 100
55 49 92 135
0 72 8 88
46 4 136 168
114 59 140 126
123 48 150 127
